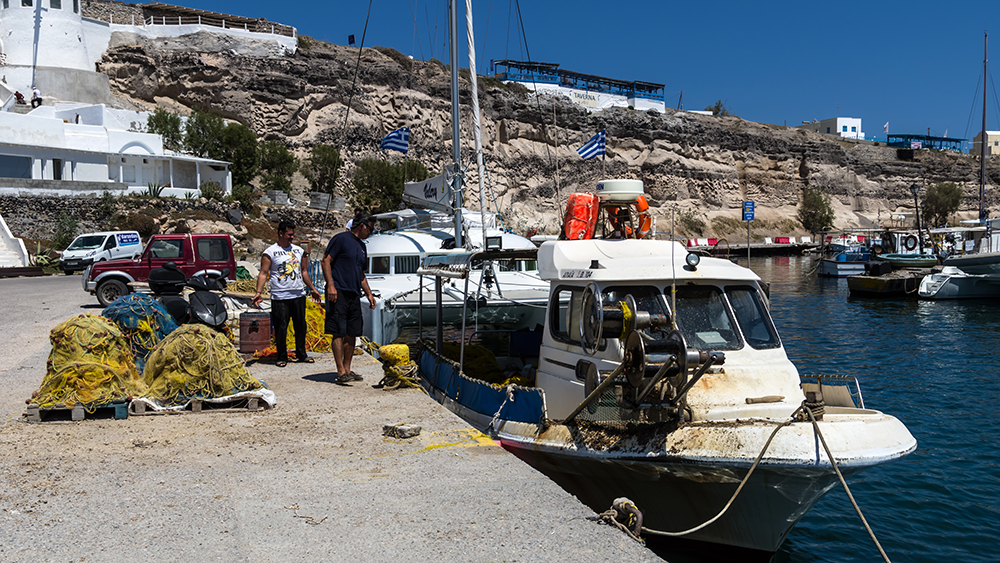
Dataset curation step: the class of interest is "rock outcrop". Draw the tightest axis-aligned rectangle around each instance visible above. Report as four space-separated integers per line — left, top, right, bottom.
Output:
94 32 1000 238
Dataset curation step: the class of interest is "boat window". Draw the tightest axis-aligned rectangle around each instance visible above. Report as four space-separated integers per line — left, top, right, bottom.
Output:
371 256 390 275
549 285 591 349
395 255 420 274
601 285 670 341
726 286 781 349
674 286 742 350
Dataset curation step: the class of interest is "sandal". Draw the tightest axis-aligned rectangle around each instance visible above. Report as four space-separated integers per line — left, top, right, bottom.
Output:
296 357 315 364
275 360 288 368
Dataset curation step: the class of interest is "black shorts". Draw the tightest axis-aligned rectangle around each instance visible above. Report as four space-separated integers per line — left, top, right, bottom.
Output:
325 291 363 337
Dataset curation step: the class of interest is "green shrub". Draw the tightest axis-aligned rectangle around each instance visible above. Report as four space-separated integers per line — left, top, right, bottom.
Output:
711 216 743 235
144 182 166 198
230 184 260 216
298 35 313 51
147 107 183 152
923 182 963 227
301 144 342 194
258 140 299 194
374 46 412 70
112 212 157 239
200 181 225 201
678 209 707 236
53 213 78 250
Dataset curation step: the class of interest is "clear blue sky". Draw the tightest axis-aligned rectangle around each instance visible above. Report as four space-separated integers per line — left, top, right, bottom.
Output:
167 0 1000 144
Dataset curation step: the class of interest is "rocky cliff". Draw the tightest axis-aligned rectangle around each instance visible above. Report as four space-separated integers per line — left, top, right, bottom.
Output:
95 32 1000 239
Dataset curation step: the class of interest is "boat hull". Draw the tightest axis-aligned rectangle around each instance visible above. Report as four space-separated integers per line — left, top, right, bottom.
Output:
882 253 938 269
943 250 1000 275
496 412 915 554
918 267 1000 299
817 258 866 277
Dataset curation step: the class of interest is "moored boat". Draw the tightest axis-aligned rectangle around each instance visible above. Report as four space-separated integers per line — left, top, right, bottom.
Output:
881 253 938 269
416 180 916 555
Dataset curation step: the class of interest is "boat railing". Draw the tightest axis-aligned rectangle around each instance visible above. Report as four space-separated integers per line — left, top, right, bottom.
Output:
799 374 865 409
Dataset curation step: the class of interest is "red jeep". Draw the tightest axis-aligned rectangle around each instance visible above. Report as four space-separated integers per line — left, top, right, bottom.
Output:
84 233 237 306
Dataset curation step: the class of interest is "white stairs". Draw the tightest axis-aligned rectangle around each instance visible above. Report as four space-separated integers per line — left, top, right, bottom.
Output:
0 213 29 268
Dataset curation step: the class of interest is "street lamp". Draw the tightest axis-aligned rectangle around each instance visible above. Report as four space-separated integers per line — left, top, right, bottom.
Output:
910 183 922 254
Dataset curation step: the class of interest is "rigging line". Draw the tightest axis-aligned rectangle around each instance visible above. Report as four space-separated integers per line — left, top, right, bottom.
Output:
424 0 437 61
409 0 426 61
964 74 983 140
317 0 374 255
504 0 512 60
991 72 1000 130
478 0 495 75
512 0 556 181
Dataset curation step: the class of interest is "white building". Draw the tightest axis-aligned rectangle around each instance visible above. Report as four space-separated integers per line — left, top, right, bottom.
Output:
798 117 865 140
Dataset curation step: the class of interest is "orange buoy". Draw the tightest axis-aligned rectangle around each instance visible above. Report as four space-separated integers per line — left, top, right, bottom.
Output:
563 193 599 240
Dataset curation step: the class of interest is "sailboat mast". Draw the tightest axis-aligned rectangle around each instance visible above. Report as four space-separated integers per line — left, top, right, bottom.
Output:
450 0 464 246
981 32 988 221
466 0 489 249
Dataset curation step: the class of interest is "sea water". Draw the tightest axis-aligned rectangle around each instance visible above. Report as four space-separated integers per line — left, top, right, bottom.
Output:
755 255 1000 563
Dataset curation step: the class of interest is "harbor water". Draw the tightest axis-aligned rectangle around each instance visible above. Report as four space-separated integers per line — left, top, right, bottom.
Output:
755 255 999 563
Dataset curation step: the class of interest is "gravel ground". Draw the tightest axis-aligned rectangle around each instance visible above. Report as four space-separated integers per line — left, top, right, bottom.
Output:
0 275 663 563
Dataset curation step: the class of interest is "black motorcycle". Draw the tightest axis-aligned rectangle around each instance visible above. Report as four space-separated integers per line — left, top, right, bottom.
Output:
148 262 230 330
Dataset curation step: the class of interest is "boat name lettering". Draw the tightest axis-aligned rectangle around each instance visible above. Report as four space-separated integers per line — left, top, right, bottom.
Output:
422 183 437 199
563 269 594 279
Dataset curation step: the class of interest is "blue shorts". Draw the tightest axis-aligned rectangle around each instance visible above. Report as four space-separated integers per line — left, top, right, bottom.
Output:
325 291 363 338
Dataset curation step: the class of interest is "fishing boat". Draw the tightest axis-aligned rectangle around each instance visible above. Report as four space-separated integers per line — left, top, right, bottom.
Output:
880 253 938 269
416 178 917 556
816 244 870 277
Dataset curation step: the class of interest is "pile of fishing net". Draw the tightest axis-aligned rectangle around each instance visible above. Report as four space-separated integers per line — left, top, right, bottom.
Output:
439 341 533 387
28 314 146 409
253 298 331 360
376 344 423 391
102 293 178 373
138 324 275 411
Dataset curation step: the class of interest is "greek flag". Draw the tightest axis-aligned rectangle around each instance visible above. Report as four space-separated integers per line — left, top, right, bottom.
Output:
577 129 606 160
380 127 410 154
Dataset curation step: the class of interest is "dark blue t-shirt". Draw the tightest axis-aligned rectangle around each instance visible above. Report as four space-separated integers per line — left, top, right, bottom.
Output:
324 231 367 295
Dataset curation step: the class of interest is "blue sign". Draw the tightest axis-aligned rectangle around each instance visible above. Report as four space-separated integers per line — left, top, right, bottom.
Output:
743 201 755 221
116 232 141 247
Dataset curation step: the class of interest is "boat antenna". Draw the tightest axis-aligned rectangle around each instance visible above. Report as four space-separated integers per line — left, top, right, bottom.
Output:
981 31 989 222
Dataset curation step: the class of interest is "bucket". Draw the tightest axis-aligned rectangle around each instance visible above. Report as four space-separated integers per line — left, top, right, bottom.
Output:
239 311 271 354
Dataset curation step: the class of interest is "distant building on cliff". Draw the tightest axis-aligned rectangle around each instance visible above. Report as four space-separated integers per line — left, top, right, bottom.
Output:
798 117 865 140
973 131 1000 156
493 60 665 113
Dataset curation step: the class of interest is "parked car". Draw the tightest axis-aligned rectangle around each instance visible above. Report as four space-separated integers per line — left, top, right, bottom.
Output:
83 233 236 306
59 231 142 274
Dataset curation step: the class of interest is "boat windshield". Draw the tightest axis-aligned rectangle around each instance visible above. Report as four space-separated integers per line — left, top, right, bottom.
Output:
66 235 106 250
673 286 742 350
725 285 780 349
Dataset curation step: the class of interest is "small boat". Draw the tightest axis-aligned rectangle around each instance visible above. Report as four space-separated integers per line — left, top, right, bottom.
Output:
918 266 1000 299
416 179 916 555
817 246 869 277
880 253 938 269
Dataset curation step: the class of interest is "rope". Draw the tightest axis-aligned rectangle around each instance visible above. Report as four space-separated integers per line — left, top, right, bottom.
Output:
378 362 425 392
486 385 515 437
803 404 893 563
642 406 800 537
590 498 644 544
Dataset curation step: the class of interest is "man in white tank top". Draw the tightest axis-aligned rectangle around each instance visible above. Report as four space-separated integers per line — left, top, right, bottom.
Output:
253 220 321 366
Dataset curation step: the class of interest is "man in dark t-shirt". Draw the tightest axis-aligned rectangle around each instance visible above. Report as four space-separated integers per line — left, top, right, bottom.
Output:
322 213 377 384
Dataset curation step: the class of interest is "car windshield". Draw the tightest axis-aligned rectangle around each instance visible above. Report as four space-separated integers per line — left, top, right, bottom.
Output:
66 235 106 250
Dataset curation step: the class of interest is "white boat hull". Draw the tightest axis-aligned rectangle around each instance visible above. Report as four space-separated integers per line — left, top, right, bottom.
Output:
817 258 866 277
496 411 915 553
918 266 1000 299
943 250 1000 275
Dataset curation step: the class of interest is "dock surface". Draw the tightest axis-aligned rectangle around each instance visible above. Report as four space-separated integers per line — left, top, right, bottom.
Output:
0 275 661 562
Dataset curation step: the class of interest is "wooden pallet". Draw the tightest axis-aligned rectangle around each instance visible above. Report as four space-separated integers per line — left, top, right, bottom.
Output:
25 400 129 422
130 396 263 415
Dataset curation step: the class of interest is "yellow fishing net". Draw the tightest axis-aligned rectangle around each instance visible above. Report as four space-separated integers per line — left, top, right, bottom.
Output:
440 341 532 387
30 314 145 409
143 324 265 405
253 298 331 360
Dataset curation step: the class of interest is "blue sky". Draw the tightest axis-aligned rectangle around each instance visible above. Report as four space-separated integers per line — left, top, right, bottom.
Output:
169 0 1000 144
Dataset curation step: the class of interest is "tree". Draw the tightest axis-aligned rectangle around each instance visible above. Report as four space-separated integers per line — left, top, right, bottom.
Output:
346 160 431 213
704 100 732 117
147 107 183 152
923 182 964 227
220 123 259 186
347 159 404 213
258 140 299 194
301 144 343 194
183 110 226 159
797 187 835 233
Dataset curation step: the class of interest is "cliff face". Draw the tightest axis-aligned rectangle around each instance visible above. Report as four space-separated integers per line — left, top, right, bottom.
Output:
96 35 999 238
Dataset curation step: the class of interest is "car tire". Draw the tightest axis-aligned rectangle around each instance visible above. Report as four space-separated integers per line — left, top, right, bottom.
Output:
96 279 128 307
63 270 73 276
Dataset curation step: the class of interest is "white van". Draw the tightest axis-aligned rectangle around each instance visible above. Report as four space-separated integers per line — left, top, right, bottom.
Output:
59 231 142 274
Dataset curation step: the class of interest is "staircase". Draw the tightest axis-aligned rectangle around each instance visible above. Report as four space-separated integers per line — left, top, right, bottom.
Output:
0 212 29 268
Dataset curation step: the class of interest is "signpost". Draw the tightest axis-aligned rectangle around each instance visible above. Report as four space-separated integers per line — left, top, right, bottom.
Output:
743 201 754 262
